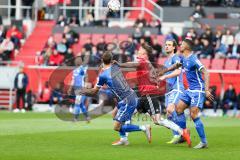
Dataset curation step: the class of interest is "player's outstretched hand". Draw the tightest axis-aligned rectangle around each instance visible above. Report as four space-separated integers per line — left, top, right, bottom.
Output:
174 62 182 68
159 75 166 81
206 90 214 102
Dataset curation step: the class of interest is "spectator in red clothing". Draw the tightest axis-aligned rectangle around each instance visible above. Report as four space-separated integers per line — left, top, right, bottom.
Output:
6 25 23 48
40 81 51 103
48 49 64 66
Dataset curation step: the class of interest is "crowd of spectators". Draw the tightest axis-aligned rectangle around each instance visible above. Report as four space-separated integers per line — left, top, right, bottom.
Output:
204 84 240 117
185 27 240 59
56 13 109 28
37 20 240 67
35 25 79 66
0 22 25 62
36 25 165 67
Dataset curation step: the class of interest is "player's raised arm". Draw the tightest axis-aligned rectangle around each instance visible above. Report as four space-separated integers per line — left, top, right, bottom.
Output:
159 67 181 81
112 60 139 68
82 52 90 66
157 62 182 77
75 86 100 97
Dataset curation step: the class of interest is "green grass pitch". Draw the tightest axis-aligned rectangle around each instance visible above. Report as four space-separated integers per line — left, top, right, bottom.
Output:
0 111 240 160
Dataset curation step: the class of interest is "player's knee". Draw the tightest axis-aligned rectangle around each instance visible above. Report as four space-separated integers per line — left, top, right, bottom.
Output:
113 126 120 131
190 107 199 120
152 117 158 124
175 106 183 114
112 112 116 118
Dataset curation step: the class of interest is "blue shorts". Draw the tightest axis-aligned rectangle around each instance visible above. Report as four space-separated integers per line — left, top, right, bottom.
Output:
180 90 206 109
114 93 138 123
165 90 182 107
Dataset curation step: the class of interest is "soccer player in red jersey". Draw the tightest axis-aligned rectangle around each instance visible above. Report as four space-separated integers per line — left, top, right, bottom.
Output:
112 43 191 146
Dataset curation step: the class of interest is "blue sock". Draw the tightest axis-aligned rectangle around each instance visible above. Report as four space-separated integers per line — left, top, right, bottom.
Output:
193 117 207 144
120 124 141 132
74 104 80 115
174 111 186 129
119 131 126 139
80 104 88 117
168 114 179 136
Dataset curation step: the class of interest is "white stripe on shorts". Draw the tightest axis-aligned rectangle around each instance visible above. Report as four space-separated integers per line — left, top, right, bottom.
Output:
146 95 155 115
118 101 128 121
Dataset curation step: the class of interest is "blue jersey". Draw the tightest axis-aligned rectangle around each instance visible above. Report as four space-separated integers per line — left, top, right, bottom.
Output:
72 65 88 88
96 64 134 101
182 54 205 91
164 54 184 92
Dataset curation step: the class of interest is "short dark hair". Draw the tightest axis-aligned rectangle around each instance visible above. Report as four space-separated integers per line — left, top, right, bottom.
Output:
102 51 112 65
141 43 155 65
183 39 194 51
166 39 178 53
141 43 153 55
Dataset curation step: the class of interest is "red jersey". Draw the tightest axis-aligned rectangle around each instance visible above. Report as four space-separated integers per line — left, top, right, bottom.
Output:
136 57 165 96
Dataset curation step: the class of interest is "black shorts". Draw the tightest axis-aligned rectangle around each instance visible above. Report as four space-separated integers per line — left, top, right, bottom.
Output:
137 95 161 116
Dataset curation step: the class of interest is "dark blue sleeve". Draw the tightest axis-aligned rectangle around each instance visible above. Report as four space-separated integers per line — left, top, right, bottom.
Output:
96 74 106 88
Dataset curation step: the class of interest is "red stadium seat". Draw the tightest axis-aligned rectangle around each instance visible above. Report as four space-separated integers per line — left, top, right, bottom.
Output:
157 57 167 65
225 59 239 70
200 59 211 69
92 34 104 45
72 43 82 55
105 34 117 43
79 34 91 45
117 34 129 42
211 59 225 70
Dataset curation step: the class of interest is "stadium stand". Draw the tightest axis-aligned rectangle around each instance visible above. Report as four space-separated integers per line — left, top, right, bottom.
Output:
0 0 239 115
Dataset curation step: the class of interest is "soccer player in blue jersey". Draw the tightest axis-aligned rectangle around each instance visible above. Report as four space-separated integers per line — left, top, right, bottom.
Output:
68 57 90 122
159 39 186 144
76 51 152 145
174 39 214 149
113 43 191 146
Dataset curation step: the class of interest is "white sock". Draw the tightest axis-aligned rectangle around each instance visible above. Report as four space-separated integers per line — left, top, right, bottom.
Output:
158 119 183 135
140 125 146 131
120 137 128 141
124 120 131 137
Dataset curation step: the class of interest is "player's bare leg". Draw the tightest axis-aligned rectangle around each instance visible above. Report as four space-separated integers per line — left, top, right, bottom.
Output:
112 107 130 145
112 121 129 146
